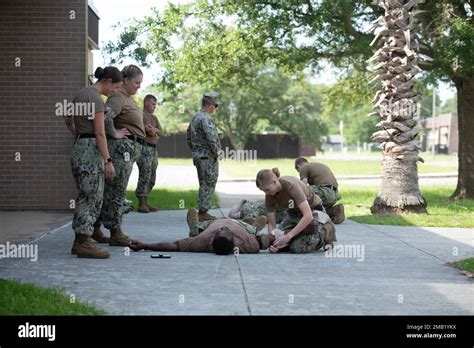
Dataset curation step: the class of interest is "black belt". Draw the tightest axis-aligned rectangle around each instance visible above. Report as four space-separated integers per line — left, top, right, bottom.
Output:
125 134 146 145
76 133 95 139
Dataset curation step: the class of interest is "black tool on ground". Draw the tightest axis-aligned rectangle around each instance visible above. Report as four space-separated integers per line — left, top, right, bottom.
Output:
151 254 171 259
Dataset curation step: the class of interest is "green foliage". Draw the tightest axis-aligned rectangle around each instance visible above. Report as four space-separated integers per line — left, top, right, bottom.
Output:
422 3 474 80
321 69 375 144
440 95 457 114
126 187 219 211
0 279 105 315
103 2 327 150
213 156 458 179
452 257 474 273
219 0 474 80
342 186 474 227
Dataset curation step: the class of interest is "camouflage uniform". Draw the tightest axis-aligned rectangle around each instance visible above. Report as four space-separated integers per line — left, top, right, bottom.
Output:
187 109 221 212
241 200 286 223
71 138 104 236
98 138 142 229
189 219 258 238
135 145 158 197
278 210 333 254
309 185 341 209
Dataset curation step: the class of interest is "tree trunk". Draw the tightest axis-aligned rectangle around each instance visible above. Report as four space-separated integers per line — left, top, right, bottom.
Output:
451 75 474 199
369 0 428 215
226 132 245 151
371 151 427 214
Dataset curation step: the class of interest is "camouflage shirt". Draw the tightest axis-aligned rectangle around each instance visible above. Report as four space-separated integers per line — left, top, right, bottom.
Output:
187 110 221 159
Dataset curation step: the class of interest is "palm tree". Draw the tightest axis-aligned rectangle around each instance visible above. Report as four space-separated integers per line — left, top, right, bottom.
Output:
368 0 432 214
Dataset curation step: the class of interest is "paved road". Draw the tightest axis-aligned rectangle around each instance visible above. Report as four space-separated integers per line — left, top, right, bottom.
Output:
1 210 472 315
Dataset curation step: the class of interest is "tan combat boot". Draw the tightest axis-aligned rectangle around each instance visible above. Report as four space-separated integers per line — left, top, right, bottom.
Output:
198 211 218 222
137 197 149 213
109 227 137 247
74 234 110 259
328 204 345 224
91 224 110 243
323 221 337 250
242 217 256 225
145 197 158 212
252 216 267 233
186 208 199 230
71 234 80 255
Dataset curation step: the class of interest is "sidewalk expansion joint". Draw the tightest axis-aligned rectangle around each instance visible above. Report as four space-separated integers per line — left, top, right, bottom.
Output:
363 224 448 263
218 206 252 315
234 254 252 315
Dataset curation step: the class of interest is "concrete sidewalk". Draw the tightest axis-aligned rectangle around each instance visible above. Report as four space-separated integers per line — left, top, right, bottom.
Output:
0 210 472 315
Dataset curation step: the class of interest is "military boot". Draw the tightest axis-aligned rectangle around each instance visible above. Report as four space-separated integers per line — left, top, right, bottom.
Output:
71 234 80 255
252 216 267 233
328 204 345 224
137 197 149 213
186 208 199 230
109 227 137 247
242 217 256 225
198 211 218 222
323 221 337 250
145 197 158 212
74 234 110 259
91 224 110 243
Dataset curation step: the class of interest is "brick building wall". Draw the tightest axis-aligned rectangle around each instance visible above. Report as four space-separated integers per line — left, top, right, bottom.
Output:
0 0 88 209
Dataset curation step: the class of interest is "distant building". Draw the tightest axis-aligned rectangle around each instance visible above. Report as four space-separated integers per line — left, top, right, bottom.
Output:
420 113 458 154
322 134 343 152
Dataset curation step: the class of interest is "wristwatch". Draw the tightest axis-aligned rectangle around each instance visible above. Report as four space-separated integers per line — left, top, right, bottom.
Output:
104 157 112 165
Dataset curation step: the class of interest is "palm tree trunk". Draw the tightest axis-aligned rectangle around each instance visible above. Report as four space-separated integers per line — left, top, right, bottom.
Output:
369 0 428 214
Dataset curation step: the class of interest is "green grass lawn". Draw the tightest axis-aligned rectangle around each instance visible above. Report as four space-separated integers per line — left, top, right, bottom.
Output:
341 186 474 228
452 258 474 274
159 154 458 178
0 279 105 315
126 187 219 211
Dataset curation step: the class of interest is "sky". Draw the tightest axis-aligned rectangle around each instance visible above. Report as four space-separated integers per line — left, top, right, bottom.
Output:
91 0 456 102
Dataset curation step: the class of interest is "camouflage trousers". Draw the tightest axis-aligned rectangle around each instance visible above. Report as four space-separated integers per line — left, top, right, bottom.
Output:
71 138 104 236
98 138 142 229
189 219 258 238
309 185 341 209
193 157 219 212
241 200 286 223
278 210 331 253
135 144 158 197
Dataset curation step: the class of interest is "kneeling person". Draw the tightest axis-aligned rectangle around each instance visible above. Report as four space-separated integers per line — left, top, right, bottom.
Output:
256 168 337 254
294 157 345 224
